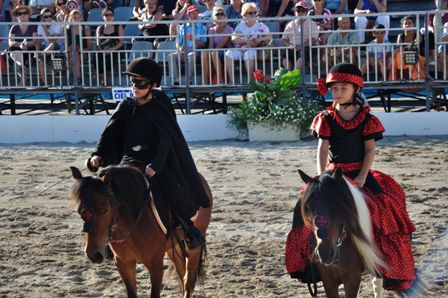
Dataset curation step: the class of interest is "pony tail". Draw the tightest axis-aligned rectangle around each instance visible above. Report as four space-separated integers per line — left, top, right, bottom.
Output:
343 177 387 274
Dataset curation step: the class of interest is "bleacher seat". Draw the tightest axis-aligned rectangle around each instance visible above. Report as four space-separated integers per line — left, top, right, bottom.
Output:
87 8 103 23
128 41 153 60
123 23 142 47
0 39 8 51
264 21 280 38
155 40 177 64
114 6 133 22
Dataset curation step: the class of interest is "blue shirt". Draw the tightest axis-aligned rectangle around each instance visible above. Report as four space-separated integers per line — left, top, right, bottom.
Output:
178 22 207 49
325 0 347 13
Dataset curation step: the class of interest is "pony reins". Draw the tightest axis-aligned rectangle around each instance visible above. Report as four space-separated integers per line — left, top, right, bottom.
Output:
13 167 88 199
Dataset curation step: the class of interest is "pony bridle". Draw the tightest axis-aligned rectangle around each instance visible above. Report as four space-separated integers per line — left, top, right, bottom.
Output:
80 206 120 244
313 211 347 265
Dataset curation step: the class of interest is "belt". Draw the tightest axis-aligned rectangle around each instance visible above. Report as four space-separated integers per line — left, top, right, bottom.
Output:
130 145 150 152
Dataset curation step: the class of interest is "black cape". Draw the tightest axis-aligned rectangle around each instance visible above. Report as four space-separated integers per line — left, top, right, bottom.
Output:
93 90 210 219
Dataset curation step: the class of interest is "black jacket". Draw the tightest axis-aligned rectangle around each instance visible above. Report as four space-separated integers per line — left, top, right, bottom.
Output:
93 90 210 218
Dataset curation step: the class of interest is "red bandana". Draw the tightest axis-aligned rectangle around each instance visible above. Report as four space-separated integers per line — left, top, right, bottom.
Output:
317 72 364 96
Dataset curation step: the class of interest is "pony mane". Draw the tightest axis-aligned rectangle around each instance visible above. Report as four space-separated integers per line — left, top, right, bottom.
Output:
70 175 110 211
100 166 150 225
341 177 386 274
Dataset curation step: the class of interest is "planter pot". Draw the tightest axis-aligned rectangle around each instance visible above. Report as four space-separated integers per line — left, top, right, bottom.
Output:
248 122 301 142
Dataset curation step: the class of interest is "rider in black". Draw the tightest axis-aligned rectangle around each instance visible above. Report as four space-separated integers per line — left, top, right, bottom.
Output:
87 57 209 250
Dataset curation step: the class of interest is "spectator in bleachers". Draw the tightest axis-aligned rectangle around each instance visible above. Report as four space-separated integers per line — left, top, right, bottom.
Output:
66 0 80 15
66 9 92 83
428 0 448 34
361 23 391 79
37 7 65 84
308 0 332 45
168 5 207 84
397 16 424 56
226 0 243 29
29 0 56 15
199 0 217 28
8 5 38 85
170 0 192 36
244 0 264 15
347 0 357 13
138 0 169 48
354 0 389 43
389 15 426 85
7 0 25 21
202 6 233 84
281 1 318 70
55 0 70 22
0 0 6 21
225 2 271 84
437 22 448 78
263 0 294 18
324 0 347 14
325 16 359 68
96 7 124 85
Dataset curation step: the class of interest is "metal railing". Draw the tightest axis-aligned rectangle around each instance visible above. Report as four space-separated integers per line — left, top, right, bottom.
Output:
0 10 447 113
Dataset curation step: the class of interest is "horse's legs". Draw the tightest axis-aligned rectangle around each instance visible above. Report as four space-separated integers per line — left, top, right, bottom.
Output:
319 267 341 298
148 254 164 298
343 275 362 298
183 247 203 298
115 258 137 298
372 277 384 298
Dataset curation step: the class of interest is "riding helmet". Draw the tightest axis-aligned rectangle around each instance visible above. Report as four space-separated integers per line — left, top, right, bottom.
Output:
325 63 364 89
124 57 162 87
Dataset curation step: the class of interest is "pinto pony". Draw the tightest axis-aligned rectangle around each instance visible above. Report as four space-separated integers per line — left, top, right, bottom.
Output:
69 166 212 298
298 168 386 298
297 168 430 298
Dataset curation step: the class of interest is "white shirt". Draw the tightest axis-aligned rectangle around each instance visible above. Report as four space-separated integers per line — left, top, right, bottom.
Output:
233 21 270 48
37 22 65 50
367 39 391 58
29 0 55 8
282 18 318 47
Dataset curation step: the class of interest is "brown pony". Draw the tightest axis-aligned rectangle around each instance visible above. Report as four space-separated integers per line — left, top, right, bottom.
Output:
69 166 212 298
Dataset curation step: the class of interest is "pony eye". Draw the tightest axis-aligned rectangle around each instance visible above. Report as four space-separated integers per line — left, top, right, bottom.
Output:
98 207 108 215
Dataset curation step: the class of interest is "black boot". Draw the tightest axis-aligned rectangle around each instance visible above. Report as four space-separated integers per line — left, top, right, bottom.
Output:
185 225 205 250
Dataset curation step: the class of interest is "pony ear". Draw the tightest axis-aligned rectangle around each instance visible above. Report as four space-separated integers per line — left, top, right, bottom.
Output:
70 167 83 179
298 169 313 184
332 167 343 180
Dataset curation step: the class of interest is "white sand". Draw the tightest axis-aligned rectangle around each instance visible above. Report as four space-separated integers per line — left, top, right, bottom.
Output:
0 136 447 297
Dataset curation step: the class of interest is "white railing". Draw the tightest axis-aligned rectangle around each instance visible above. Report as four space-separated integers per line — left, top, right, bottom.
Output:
0 10 447 112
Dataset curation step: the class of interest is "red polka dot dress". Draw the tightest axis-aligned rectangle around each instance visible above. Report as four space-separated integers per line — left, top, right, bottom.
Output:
285 106 416 291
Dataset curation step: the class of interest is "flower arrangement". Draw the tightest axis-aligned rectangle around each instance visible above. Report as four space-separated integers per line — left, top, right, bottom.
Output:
228 68 319 136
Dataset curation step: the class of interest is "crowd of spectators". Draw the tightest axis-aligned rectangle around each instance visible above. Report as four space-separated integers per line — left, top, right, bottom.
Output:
0 0 447 86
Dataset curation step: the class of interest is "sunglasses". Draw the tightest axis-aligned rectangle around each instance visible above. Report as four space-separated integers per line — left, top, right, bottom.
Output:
104 13 114 17
130 78 151 89
42 14 53 18
246 11 257 15
215 12 225 16
16 11 29 16
296 8 306 12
